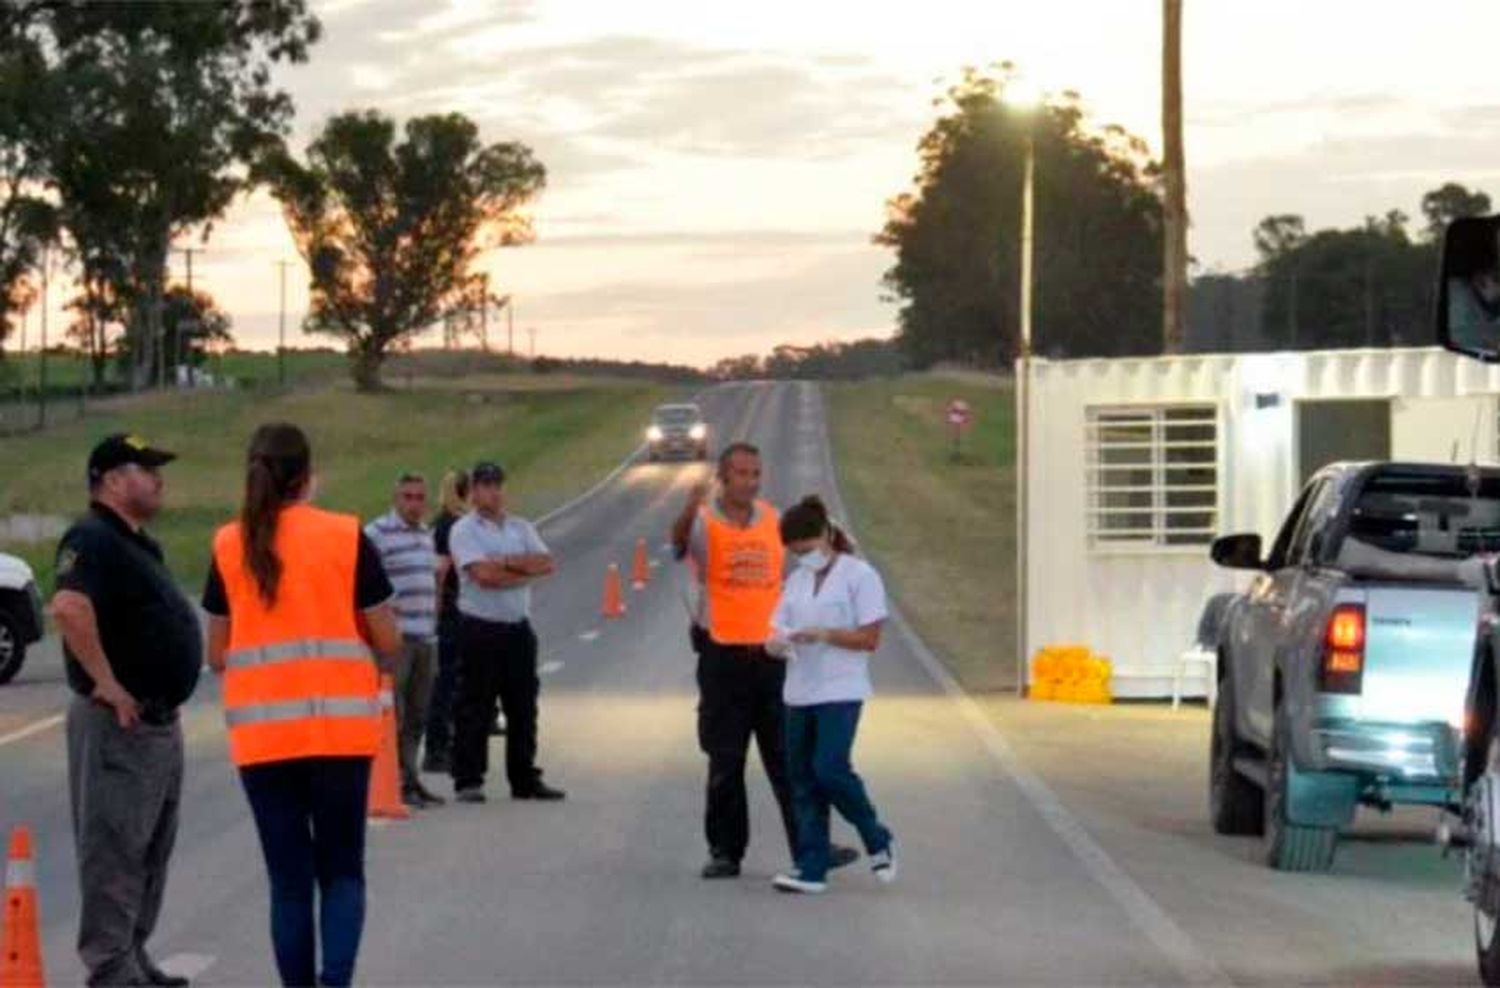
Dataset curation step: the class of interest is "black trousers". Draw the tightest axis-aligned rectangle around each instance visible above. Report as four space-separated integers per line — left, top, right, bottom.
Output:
695 631 797 862
452 616 541 794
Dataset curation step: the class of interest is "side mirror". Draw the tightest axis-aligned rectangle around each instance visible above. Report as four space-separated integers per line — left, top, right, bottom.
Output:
1438 215 1500 363
1211 533 1265 571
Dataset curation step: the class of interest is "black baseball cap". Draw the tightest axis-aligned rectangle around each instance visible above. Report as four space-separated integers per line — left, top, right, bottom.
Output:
87 433 177 483
472 461 505 485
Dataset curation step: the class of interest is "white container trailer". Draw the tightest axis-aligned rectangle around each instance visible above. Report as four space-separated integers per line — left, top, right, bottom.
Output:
1021 346 1500 698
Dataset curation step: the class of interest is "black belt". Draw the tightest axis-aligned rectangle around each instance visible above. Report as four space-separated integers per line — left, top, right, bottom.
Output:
459 614 531 630
81 693 178 725
138 701 179 726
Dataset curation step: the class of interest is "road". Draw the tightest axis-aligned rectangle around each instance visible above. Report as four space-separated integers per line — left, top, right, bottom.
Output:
0 380 1480 985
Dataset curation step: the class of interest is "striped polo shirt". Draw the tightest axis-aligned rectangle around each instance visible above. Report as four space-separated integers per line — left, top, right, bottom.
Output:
364 511 437 641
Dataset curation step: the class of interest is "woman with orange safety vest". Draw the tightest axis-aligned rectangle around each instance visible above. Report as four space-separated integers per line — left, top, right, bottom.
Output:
203 423 402 988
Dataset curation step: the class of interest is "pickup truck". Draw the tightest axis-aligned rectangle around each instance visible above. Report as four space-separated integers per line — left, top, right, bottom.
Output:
0 550 44 685
1209 461 1494 872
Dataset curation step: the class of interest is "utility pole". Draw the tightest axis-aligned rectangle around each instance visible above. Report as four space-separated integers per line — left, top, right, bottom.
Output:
479 272 489 353
38 245 48 428
528 325 536 360
508 301 514 357
275 260 292 387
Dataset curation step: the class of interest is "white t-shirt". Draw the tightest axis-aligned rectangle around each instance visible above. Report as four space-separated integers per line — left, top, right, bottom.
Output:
772 554 889 707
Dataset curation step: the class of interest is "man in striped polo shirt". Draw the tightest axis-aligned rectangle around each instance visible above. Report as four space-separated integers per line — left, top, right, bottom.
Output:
366 473 445 808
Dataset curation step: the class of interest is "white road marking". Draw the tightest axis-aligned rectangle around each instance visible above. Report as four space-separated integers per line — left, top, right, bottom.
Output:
539 661 565 675
158 954 216 980
810 383 1229 988
0 714 64 748
578 630 601 643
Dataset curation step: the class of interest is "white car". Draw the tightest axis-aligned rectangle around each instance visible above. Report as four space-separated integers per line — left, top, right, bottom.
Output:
0 552 44 684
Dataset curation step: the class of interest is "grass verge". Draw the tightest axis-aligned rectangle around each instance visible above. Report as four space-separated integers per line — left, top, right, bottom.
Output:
1 374 677 592
827 371 1016 692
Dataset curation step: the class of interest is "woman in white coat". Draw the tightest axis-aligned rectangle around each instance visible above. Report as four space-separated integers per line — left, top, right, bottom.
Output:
767 495 896 894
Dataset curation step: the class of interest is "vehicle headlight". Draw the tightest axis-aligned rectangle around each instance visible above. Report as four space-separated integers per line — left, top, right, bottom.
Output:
689 424 707 440
647 426 663 441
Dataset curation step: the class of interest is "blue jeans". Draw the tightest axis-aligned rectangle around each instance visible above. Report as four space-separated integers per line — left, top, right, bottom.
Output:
784 702 892 882
239 757 371 988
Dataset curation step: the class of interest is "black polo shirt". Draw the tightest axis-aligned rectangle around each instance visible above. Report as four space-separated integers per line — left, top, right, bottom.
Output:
55 503 202 710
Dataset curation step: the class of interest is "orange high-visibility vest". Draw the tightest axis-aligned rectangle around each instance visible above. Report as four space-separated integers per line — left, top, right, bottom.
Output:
212 503 381 767
702 500 784 646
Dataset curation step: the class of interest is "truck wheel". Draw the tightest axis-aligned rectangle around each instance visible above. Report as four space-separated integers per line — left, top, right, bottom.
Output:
1474 720 1500 986
1264 703 1339 872
0 609 26 686
1209 666 1263 835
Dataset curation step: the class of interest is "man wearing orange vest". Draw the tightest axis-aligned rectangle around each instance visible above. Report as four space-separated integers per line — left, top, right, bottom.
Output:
671 441 855 880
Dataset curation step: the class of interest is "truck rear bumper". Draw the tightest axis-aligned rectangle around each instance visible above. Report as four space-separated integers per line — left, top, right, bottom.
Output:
1311 719 1460 789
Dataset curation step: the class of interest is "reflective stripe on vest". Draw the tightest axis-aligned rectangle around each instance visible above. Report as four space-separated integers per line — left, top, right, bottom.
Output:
224 637 373 670
212 505 380 767
224 695 382 728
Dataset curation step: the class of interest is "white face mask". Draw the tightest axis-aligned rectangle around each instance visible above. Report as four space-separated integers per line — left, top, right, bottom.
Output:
796 549 830 572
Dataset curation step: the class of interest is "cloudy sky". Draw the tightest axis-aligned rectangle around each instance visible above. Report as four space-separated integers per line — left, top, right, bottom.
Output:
112 0 1500 366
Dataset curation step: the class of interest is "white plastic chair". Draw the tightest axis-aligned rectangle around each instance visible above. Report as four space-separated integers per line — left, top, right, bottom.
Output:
1172 645 1217 710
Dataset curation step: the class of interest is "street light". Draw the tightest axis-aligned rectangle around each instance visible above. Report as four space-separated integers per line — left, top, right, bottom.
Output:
1007 77 1042 696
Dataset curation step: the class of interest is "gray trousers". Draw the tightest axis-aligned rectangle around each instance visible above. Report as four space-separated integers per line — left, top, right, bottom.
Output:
66 694 184 987
395 637 436 789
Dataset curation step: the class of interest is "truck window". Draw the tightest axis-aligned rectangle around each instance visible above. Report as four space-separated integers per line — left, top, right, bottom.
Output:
1343 470 1500 559
1265 481 1319 571
1284 479 1333 568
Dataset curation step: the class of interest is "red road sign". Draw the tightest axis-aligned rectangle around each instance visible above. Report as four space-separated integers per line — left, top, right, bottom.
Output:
946 398 973 429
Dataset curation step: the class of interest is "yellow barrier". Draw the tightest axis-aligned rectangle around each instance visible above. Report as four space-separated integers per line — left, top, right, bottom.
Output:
1028 644 1112 705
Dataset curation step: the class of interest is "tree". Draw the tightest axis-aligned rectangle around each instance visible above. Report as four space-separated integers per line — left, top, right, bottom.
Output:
32 1 319 386
0 11 58 354
268 110 546 390
64 258 126 387
1420 182 1492 240
877 66 1164 367
1161 0 1188 354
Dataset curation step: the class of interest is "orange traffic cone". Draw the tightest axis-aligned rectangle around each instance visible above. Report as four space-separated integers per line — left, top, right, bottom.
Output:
2 825 45 988
368 676 410 821
602 563 627 619
631 538 651 591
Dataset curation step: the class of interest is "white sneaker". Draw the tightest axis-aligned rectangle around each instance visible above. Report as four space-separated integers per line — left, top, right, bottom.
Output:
772 872 828 894
870 840 898 884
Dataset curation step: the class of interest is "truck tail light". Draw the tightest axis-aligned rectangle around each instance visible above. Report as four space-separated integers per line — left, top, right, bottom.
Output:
1321 604 1366 694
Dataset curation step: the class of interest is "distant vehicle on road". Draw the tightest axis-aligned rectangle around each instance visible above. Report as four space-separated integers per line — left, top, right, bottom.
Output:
0 551 44 684
647 403 708 462
1209 461 1491 872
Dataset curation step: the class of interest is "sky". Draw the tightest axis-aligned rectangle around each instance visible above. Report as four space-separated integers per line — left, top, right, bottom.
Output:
23 0 1500 368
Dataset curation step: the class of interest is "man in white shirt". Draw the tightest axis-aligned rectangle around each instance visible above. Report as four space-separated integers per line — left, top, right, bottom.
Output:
447 461 564 804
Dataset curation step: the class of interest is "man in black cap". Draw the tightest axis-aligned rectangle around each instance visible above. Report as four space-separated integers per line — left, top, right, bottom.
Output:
50 434 202 987
446 460 564 803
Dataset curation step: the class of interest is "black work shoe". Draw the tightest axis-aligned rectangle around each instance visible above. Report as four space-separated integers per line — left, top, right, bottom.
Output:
512 781 566 801
400 786 425 809
830 844 860 870
455 786 487 804
700 856 741 879
139 958 190 987
415 784 447 807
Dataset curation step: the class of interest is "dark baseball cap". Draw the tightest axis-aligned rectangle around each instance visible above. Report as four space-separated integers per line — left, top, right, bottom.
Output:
471 461 505 485
87 433 177 483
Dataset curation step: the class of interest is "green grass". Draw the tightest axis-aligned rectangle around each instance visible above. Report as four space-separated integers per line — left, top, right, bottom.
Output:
827 371 1015 692
1 374 677 593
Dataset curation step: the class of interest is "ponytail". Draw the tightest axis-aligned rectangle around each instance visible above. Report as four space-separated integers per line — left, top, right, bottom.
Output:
240 423 311 607
779 494 856 555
